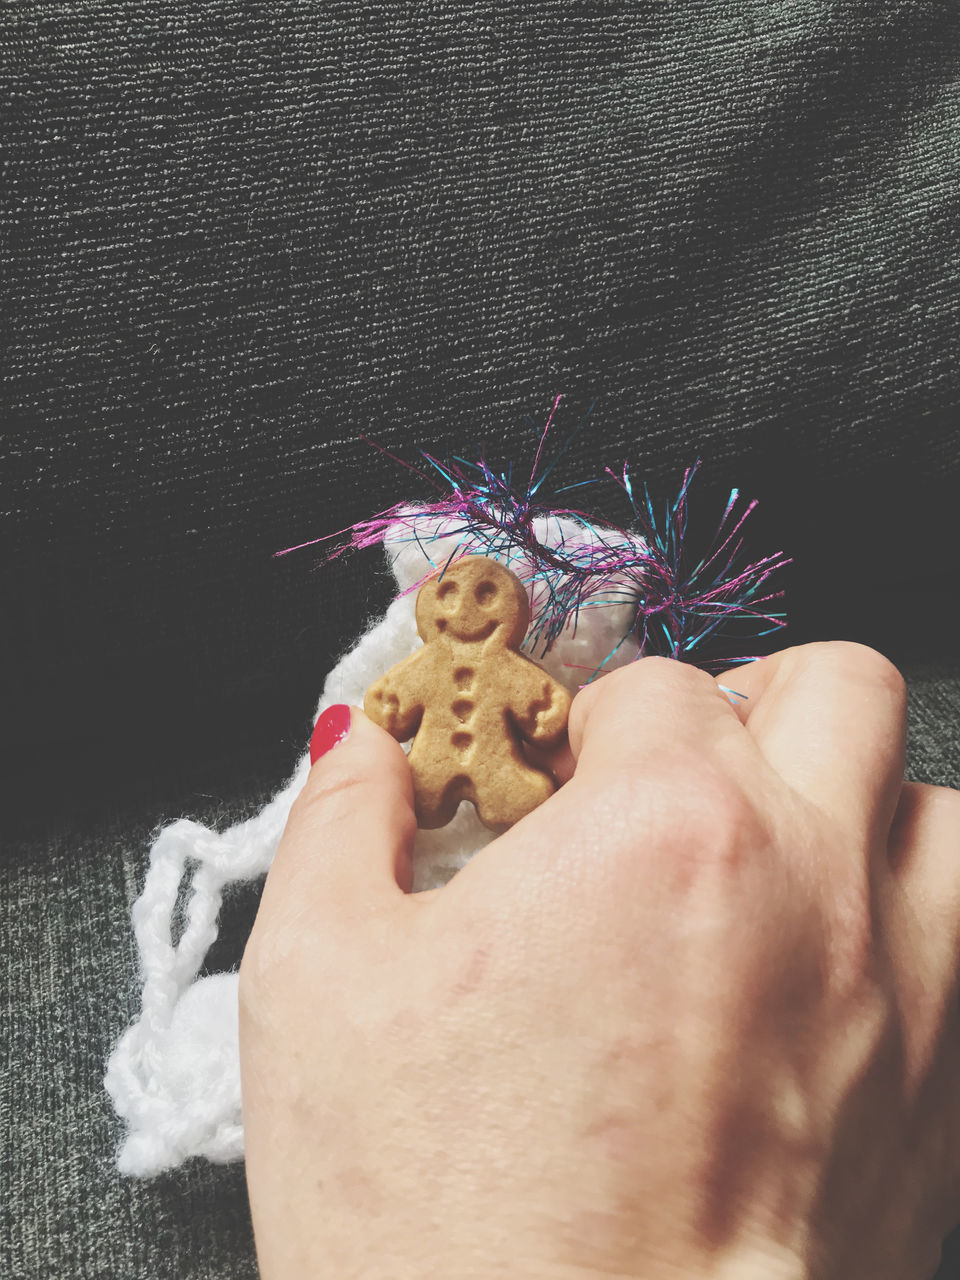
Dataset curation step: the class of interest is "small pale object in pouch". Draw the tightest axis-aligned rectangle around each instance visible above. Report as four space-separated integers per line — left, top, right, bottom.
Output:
364 556 571 830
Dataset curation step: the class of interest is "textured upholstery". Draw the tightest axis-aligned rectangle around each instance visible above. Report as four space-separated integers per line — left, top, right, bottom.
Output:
2 1 958 1274
4 1 959 786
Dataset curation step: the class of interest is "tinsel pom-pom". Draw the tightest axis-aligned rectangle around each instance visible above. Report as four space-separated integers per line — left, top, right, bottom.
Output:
599 459 790 673
278 396 790 679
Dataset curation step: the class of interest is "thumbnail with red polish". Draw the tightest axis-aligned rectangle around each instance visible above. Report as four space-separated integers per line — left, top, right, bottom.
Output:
310 704 352 763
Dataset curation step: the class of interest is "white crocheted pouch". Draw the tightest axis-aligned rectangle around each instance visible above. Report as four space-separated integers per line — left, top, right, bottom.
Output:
105 517 641 1177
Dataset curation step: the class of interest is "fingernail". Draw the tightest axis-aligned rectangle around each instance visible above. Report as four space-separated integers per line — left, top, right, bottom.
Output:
310 704 352 763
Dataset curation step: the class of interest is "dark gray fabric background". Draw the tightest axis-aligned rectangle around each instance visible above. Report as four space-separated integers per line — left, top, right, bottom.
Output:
2 1 959 1276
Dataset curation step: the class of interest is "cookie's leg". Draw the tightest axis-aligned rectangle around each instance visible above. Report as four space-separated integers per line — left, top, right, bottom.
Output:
410 754 472 829
473 752 554 830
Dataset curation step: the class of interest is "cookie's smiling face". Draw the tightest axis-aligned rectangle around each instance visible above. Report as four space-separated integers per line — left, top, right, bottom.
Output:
416 556 530 646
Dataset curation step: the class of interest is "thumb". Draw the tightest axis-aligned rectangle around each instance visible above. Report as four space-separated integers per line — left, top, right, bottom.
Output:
258 706 418 932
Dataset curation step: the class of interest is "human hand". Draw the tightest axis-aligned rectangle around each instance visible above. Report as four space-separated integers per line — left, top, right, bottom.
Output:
239 642 960 1280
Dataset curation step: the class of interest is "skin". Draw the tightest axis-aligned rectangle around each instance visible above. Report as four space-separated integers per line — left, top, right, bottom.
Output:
239 641 960 1280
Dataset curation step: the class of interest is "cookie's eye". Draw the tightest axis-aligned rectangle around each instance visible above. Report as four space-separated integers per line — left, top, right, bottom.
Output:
437 579 459 602
474 581 498 606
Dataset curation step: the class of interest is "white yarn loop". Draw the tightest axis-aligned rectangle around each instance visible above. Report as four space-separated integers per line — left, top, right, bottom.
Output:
105 521 641 1176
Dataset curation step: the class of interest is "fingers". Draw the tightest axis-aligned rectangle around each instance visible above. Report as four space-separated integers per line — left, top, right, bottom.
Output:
884 781 960 999
255 707 418 935
714 642 907 846
568 656 751 785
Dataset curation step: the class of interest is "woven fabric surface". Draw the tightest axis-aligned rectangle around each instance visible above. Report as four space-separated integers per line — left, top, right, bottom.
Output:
2 0 959 806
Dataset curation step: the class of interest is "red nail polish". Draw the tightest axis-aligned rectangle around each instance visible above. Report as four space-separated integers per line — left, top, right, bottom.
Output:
310 704 352 763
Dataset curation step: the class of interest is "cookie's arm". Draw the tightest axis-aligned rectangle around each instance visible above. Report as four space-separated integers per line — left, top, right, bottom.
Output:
364 648 433 741
506 656 572 747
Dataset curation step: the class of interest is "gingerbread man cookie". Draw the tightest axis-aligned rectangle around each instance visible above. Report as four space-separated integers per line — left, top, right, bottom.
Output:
364 556 571 830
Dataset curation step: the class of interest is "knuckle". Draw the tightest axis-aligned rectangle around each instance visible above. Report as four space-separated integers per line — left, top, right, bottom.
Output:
609 655 717 701
791 641 906 699
675 767 769 867
597 754 767 879
288 764 370 832
289 758 414 843
639 654 716 692
570 658 716 736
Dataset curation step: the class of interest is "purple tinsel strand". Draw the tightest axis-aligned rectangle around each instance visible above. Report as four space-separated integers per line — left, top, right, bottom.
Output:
276 399 790 675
